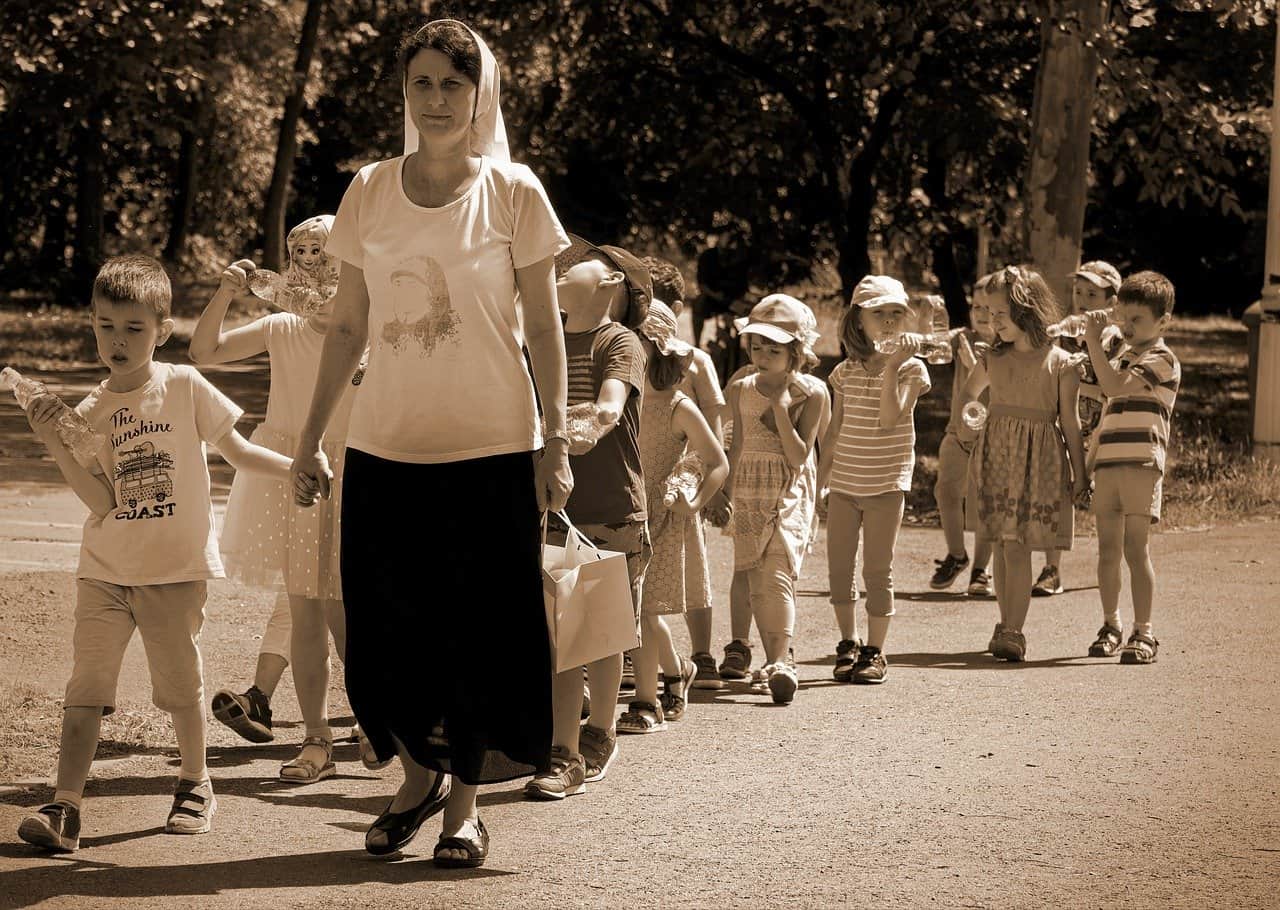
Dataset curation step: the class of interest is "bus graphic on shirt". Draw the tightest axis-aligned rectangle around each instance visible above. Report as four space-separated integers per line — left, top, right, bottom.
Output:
114 441 175 509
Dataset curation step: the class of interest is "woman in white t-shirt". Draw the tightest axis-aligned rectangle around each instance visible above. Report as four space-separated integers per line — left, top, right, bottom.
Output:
292 19 572 869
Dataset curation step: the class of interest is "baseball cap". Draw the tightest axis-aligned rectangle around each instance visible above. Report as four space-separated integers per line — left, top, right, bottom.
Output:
555 233 653 329
850 275 909 309
1071 261 1122 293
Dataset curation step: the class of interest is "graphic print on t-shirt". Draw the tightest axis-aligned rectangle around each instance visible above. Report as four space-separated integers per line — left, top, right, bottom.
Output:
107 405 178 520
379 255 461 357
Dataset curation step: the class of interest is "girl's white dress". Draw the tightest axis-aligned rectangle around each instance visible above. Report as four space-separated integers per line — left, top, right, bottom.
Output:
220 313 358 600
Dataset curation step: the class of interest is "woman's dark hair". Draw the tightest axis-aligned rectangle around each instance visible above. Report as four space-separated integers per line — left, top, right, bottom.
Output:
647 344 690 392
985 265 1057 354
399 20 481 85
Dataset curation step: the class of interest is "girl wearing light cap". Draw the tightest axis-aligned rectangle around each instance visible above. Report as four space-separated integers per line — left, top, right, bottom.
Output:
724 294 827 704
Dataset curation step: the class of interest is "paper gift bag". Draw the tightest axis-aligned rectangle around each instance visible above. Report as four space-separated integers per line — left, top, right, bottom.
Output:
542 512 639 674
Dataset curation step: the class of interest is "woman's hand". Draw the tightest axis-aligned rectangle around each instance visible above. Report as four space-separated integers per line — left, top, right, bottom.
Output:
291 440 332 508
535 441 573 512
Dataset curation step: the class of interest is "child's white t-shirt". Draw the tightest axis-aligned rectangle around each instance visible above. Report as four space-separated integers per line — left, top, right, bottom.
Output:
326 155 570 463
73 363 243 586
259 313 356 441
828 357 931 497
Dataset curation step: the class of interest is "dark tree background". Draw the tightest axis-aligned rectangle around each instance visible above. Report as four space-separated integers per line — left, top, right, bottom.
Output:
0 0 1272 315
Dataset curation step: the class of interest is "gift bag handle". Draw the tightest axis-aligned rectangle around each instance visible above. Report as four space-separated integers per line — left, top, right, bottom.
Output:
541 510 601 566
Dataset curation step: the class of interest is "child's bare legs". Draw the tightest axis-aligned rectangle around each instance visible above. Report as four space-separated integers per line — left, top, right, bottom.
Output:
170 703 209 782
552 651 623 754
52 707 103 807
1095 511 1125 628
325 598 346 664
1124 517 1156 632
1000 541 1034 631
288 595 333 768
683 608 712 656
825 491 862 642
729 570 752 642
634 616 680 706
251 653 288 698
974 535 994 574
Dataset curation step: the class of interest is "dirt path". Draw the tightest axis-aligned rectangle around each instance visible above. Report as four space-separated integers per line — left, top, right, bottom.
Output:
0 454 1277 908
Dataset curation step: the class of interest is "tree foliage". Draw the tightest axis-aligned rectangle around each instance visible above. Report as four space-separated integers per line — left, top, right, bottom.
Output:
0 0 1272 314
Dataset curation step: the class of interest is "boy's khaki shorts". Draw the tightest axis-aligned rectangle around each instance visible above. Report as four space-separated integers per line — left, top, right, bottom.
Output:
1092 465 1163 524
934 431 975 504
64 579 208 715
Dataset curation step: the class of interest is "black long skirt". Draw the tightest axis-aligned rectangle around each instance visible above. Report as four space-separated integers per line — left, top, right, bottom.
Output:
340 447 552 785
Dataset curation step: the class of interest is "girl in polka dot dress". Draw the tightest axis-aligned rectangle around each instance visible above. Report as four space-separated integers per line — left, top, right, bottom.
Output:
190 215 367 782
960 266 1087 662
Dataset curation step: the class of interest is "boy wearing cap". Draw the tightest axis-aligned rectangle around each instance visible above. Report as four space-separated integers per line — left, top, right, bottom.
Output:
525 236 651 799
1033 260 1126 599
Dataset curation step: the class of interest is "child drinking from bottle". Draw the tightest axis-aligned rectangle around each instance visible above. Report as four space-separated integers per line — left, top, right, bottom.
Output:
817 276 931 684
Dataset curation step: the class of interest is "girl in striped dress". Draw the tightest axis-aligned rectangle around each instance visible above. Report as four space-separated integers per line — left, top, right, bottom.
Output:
817 276 931 685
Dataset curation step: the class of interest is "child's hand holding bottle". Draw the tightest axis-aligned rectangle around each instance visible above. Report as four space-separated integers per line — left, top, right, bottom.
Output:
219 259 256 297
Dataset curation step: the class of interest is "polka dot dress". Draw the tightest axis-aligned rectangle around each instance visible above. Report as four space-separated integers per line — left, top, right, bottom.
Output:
221 427 347 600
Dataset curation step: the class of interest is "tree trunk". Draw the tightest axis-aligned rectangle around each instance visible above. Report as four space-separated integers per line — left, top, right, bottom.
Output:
262 0 325 270
73 106 107 295
924 144 969 323
164 123 200 262
837 90 904 301
1024 0 1109 313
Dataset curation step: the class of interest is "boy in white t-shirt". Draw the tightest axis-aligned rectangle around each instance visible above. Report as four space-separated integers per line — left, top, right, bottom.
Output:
16 255 295 853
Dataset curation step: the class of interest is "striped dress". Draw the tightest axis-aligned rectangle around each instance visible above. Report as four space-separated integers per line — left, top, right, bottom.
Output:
1092 341 1180 474
828 357 931 498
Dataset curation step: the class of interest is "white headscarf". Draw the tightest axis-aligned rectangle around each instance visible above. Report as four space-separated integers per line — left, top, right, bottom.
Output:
402 19 510 163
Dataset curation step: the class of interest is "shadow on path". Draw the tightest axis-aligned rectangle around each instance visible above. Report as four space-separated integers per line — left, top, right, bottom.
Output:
0 845 514 909
890 650 1104 671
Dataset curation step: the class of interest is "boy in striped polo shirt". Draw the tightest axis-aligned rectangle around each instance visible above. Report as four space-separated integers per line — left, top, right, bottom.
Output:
1082 271 1180 664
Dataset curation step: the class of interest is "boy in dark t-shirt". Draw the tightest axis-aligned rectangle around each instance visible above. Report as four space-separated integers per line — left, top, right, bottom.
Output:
525 235 652 801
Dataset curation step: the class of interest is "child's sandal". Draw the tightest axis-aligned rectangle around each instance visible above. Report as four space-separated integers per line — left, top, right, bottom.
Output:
616 700 667 734
660 656 697 722
280 735 336 783
355 725 394 772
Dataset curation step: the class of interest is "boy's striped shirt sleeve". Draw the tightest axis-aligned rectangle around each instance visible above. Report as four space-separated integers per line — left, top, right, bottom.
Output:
1093 343 1180 474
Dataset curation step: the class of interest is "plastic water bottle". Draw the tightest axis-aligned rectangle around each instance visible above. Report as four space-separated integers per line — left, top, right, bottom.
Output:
246 268 285 302
961 400 988 431
1 367 106 462
1047 314 1089 338
564 402 609 448
874 332 954 364
662 452 703 508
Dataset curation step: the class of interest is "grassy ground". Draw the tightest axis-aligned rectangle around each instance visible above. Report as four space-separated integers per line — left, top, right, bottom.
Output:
2 300 1276 529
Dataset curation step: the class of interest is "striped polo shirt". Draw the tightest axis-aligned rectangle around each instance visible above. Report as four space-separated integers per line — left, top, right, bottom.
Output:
828 357 930 497
1093 341 1180 475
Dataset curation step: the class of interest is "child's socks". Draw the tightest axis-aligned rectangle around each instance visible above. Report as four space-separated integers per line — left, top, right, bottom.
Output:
52 789 83 811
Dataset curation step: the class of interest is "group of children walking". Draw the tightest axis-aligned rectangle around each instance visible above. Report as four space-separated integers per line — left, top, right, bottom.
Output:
12 217 1181 853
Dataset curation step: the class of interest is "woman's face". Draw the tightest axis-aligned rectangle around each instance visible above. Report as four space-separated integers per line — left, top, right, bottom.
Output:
405 48 477 150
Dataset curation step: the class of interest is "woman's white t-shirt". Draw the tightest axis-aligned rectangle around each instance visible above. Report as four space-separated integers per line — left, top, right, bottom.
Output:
326 155 569 463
